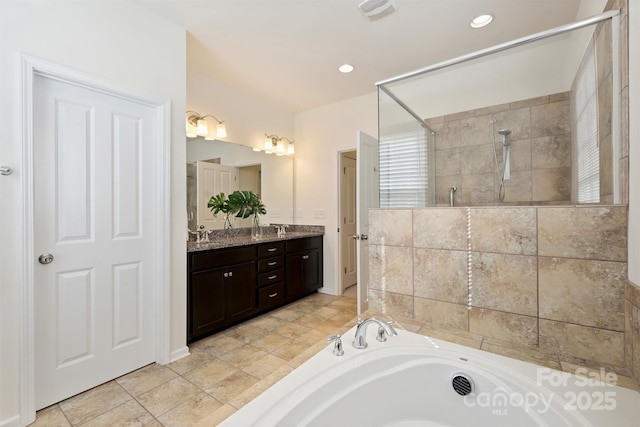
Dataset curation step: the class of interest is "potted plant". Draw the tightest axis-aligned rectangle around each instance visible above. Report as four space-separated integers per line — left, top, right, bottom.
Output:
207 192 236 229
227 190 267 238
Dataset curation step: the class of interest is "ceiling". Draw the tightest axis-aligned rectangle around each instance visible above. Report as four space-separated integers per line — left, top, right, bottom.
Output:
136 0 600 114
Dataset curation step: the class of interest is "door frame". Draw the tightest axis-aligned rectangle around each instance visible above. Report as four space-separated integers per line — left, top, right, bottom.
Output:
18 55 171 424
337 149 357 296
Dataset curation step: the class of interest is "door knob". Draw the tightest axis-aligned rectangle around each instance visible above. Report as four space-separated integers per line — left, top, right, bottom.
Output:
38 253 54 264
361 234 369 240
352 235 360 240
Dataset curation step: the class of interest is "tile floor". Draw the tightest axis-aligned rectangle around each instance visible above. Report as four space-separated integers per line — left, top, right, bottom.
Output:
31 292 359 426
31 290 640 426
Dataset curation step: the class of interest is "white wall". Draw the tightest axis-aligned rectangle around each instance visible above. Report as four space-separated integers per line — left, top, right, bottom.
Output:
294 92 378 295
187 69 294 150
0 2 186 425
628 0 639 283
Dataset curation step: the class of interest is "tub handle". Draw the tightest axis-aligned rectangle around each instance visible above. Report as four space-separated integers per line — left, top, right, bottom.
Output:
326 334 344 356
377 320 395 342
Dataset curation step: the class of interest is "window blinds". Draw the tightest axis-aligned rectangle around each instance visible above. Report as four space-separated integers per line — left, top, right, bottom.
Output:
575 43 600 203
379 126 429 208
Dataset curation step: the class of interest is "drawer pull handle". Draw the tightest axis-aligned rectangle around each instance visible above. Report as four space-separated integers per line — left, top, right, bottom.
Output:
268 292 278 298
268 275 277 280
267 261 277 266
267 248 277 252
303 255 309 260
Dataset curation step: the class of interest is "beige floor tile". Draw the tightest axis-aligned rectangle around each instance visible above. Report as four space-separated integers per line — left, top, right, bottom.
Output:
182 358 238 392
270 307 304 322
116 364 178 397
135 376 201 418
192 404 236 427
249 332 293 353
294 328 329 346
312 306 341 319
206 370 260 403
166 347 215 375
229 365 294 409
287 341 328 368
273 322 311 339
326 297 357 311
156 392 223 427
295 313 326 328
246 315 288 331
218 345 268 370
242 353 288 379
313 318 352 334
224 324 269 344
194 335 245 357
59 381 131 425
78 399 153 427
31 404 70 427
271 340 313 361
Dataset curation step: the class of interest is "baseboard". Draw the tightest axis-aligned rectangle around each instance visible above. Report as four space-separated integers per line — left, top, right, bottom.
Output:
170 346 190 363
0 415 21 427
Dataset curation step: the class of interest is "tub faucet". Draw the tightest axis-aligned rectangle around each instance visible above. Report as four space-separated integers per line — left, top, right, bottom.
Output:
352 317 397 349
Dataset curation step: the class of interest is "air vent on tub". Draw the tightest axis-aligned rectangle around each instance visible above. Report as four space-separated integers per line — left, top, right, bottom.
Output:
452 374 474 396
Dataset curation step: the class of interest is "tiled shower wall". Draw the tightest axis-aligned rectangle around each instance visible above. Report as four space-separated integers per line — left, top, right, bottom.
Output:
368 206 633 376
427 93 572 206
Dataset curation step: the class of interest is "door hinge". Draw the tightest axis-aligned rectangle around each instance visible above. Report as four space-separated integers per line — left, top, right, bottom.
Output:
343 167 346 174
344 267 347 274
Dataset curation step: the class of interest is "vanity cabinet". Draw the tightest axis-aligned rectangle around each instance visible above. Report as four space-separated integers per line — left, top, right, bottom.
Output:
285 236 323 299
187 235 323 343
188 246 256 342
256 242 285 311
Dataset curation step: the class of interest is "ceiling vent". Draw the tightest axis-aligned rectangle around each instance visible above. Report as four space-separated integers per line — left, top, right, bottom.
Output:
358 0 396 20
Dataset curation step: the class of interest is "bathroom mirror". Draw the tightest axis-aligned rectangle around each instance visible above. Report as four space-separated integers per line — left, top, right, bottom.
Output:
378 14 620 207
187 137 294 230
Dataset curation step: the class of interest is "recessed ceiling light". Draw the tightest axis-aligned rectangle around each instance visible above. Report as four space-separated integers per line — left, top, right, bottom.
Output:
470 14 493 29
338 64 354 73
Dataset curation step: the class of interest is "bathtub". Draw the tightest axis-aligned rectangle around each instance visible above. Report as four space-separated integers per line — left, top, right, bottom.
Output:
220 323 640 426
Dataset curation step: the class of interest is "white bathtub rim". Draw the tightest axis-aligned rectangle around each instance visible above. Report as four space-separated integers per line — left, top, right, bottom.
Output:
220 327 640 427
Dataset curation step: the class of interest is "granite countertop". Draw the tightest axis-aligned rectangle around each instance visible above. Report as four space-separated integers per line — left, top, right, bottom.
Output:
187 225 324 252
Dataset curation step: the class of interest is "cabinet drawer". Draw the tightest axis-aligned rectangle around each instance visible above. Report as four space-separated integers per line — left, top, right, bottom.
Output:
286 236 322 252
257 256 284 272
190 246 255 271
258 283 285 310
258 269 284 287
257 242 284 258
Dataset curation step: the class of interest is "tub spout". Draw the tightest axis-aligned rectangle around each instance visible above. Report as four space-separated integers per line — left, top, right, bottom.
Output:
352 317 397 349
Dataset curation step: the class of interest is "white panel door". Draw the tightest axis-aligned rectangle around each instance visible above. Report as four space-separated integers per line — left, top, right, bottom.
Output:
33 75 157 409
356 131 379 314
340 153 357 292
196 161 238 230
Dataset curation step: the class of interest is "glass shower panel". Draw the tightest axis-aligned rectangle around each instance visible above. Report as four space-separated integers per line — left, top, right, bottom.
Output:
378 87 435 207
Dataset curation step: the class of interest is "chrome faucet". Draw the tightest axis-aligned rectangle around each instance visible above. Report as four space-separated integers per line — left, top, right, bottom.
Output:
352 317 397 349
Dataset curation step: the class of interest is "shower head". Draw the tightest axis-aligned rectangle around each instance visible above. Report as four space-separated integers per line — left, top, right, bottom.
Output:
498 129 511 136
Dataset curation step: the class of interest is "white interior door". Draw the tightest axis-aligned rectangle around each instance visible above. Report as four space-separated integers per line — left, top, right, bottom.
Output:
196 161 238 229
33 74 158 409
356 131 379 314
340 152 357 293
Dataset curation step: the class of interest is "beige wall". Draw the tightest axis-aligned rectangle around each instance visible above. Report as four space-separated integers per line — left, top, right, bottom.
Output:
369 206 629 373
0 2 186 424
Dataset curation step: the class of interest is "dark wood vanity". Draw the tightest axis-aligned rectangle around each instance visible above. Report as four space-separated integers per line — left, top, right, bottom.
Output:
187 233 323 343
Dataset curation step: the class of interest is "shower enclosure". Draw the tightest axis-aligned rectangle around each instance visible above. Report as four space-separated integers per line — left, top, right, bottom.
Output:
376 10 622 207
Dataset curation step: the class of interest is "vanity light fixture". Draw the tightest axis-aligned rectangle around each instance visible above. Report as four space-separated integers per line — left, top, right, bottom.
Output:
264 133 295 156
470 14 493 29
186 110 227 139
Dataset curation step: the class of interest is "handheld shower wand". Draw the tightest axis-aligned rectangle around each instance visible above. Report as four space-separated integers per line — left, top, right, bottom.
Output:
498 130 511 181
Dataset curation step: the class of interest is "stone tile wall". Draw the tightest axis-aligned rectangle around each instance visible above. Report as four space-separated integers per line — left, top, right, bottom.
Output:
426 93 572 206
626 281 640 386
368 206 633 377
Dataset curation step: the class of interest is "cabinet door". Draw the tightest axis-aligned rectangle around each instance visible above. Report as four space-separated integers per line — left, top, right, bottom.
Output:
285 252 305 300
189 268 225 341
302 248 322 292
286 249 322 300
226 261 256 323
